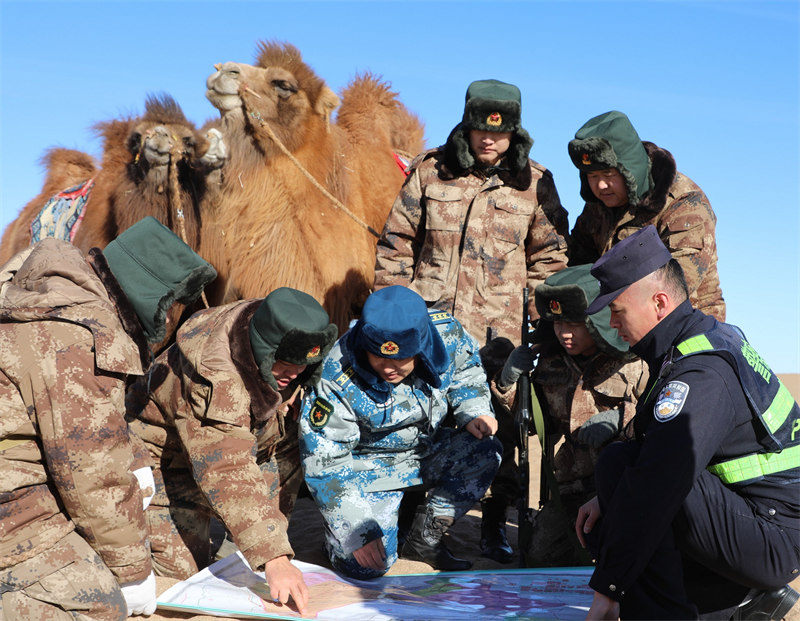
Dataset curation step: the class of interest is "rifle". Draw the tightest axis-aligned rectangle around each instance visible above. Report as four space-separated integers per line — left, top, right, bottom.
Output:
515 288 536 568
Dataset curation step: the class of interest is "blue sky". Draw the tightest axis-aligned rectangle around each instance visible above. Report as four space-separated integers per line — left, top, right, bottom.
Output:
1 0 798 371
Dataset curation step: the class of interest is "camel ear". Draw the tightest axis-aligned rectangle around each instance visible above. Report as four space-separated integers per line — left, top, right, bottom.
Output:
315 86 340 130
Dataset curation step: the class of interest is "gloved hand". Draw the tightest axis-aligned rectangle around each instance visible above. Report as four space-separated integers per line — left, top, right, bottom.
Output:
499 345 535 388
576 408 622 447
132 466 155 510
120 571 157 616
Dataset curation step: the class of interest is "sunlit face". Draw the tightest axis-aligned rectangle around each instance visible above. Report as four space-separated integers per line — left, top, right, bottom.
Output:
271 359 307 389
608 282 660 346
366 352 416 384
469 130 512 166
586 168 629 208
553 320 598 357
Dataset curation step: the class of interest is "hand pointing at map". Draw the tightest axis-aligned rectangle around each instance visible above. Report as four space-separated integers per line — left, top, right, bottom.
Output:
264 555 309 617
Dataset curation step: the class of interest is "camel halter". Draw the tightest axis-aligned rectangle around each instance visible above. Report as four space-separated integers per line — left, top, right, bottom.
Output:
241 86 382 240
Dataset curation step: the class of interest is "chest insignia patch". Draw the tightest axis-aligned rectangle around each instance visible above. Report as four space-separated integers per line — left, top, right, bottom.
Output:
309 397 333 429
654 381 690 422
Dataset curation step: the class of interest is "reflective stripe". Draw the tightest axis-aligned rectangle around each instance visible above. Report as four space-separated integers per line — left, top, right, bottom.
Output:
676 334 713 355
763 382 795 434
708 444 800 484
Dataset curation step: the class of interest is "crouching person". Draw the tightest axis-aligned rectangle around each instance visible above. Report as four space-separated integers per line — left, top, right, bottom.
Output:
0 217 216 619
126 287 337 617
299 286 502 579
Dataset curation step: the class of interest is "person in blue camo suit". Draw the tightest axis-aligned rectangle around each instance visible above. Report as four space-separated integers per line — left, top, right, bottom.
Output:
299 285 502 579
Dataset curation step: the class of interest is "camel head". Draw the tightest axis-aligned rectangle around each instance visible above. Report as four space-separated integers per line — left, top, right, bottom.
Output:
206 43 340 154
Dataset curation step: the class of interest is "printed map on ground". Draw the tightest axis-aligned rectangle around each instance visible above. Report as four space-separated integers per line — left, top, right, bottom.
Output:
157 551 594 620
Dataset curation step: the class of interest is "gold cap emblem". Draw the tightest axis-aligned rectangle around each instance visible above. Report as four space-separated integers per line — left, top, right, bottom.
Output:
487 112 502 127
581 153 591 166
307 345 321 359
550 300 562 315
380 341 399 355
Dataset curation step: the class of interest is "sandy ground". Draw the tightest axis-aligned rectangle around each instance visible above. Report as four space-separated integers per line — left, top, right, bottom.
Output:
139 375 800 620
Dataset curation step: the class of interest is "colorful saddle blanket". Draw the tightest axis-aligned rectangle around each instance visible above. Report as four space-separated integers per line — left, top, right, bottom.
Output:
30 178 94 243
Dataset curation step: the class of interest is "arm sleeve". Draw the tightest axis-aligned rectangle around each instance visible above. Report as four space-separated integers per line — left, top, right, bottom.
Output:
374 167 425 289
589 362 736 599
657 190 718 300
525 186 568 320
173 381 294 571
567 206 602 267
38 329 151 584
447 327 494 428
299 383 382 555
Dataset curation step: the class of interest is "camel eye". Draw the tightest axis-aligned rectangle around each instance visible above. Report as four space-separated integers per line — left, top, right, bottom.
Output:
272 79 297 98
182 136 195 148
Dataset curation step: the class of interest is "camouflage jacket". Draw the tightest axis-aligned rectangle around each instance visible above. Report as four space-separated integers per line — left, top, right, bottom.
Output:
569 141 725 321
126 300 297 571
299 310 491 554
0 239 151 583
492 347 648 485
374 149 568 346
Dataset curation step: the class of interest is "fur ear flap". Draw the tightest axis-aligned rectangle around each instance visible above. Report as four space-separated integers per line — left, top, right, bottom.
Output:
315 86 341 132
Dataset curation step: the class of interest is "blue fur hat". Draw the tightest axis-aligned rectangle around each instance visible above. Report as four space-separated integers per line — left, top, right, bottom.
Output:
350 286 448 389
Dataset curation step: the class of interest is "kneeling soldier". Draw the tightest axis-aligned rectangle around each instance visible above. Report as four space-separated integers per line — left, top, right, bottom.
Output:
126 287 337 618
299 285 502 579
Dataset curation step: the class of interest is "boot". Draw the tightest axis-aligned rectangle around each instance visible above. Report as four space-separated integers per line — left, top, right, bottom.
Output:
397 488 426 549
730 586 799 620
400 505 472 571
480 498 514 564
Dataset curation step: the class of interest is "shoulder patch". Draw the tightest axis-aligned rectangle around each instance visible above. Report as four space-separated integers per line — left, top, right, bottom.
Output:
654 381 690 422
309 397 333 430
428 310 452 324
334 366 354 388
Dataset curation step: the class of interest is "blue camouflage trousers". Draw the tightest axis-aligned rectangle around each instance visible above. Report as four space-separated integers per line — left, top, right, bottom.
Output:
328 427 501 579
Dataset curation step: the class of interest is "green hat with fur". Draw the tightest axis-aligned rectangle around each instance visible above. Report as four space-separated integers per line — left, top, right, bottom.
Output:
102 216 217 343
534 264 628 357
462 79 522 133
249 287 338 390
568 110 652 206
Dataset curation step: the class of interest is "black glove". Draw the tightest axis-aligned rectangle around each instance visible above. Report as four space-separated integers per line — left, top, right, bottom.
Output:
499 345 535 388
576 408 622 447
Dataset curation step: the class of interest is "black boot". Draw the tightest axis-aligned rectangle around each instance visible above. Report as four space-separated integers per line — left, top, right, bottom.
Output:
731 586 799 620
480 498 514 564
400 505 472 571
397 488 426 549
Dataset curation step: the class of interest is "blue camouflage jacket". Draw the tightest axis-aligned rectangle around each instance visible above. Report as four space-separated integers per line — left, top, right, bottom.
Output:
299 310 491 554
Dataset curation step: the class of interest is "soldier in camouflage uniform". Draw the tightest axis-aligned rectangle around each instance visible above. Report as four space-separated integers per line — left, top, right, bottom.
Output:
126 287 337 617
493 265 648 566
373 78 568 563
568 110 725 321
0 217 216 619
299 286 502 579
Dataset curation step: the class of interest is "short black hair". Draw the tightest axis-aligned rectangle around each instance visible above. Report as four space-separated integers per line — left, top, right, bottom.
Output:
653 258 689 302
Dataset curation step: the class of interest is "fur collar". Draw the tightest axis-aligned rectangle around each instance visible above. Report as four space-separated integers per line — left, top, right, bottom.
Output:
636 141 677 212
87 248 150 370
437 123 534 191
229 301 282 424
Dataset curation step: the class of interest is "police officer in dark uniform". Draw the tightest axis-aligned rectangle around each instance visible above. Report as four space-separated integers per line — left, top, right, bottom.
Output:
574 225 800 620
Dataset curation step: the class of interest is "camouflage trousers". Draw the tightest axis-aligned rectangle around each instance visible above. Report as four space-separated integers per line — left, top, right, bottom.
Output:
328 427 501 579
0 531 127 621
146 422 304 580
525 484 595 568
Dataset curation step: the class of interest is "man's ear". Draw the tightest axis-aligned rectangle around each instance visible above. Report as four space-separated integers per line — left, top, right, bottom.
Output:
653 290 673 320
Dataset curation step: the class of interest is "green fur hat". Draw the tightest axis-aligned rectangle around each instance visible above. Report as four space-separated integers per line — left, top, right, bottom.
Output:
102 216 217 343
534 264 629 358
443 79 533 178
249 287 338 390
568 110 653 207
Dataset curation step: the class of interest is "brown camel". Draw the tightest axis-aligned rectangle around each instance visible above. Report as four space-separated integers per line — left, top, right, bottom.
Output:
0 94 225 265
201 41 424 330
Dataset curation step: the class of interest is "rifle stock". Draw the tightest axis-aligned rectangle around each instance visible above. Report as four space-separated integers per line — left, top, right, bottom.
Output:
515 288 535 567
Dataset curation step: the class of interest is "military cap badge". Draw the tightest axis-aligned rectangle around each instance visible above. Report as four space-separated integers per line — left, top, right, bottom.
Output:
487 112 502 127
380 341 399 355
581 153 591 166
307 345 321 359
550 300 562 315
654 381 689 422
309 396 333 429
